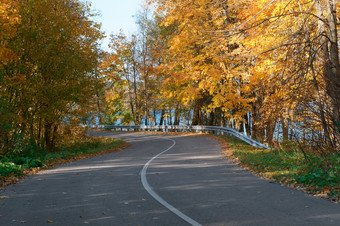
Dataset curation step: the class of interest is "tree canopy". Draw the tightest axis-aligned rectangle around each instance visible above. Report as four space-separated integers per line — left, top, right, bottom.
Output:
0 0 103 152
1 0 339 155
101 0 340 154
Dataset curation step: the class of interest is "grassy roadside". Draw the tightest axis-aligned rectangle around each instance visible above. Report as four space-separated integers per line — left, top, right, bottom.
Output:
0 136 128 188
214 135 340 202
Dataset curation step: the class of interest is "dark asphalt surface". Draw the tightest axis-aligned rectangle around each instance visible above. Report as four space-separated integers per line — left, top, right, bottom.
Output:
0 132 340 226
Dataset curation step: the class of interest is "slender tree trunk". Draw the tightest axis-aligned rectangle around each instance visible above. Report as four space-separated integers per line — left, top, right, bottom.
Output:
169 109 173 125
51 124 58 151
144 76 148 126
44 121 52 151
208 111 215 126
159 109 165 126
174 107 180 125
317 0 340 148
282 118 289 141
326 0 340 142
251 103 263 141
311 68 334 151
239 120 244 133
244 114 251 136
289 119 294 140
96 90 103 124
182 111 186 126
38 117 42 146
266 118 276 146
132 61 140 125
192 100 201 125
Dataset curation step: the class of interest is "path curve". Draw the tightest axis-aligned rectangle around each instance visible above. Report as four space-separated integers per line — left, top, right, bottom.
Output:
0 132 339 226
140 137 201 226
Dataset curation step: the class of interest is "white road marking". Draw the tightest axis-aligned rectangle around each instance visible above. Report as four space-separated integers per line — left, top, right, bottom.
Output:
140 138 202 226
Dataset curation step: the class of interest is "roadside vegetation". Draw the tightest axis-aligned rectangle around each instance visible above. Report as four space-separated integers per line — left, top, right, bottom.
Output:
0 132 127 188
221 135 340 202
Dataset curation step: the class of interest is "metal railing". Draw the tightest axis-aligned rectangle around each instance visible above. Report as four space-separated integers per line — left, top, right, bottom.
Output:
89 124 270 149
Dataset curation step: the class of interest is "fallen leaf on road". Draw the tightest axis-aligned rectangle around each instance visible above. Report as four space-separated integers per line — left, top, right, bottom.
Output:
0 196 14 199
46 219 53 223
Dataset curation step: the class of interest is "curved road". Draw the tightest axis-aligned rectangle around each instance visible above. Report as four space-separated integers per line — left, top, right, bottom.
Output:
0 132 340 225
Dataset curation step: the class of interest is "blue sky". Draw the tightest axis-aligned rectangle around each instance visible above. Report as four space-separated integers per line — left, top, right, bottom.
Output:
91 0 142 49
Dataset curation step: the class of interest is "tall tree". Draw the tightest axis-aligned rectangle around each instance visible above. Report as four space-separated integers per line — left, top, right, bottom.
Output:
0 0 103 152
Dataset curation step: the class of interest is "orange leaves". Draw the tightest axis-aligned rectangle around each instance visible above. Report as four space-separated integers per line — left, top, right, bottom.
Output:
0 0 19 65
157 3 253 123
153 0 250 116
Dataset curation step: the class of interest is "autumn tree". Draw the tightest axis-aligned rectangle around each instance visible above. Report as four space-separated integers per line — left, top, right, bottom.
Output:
99 0 339 154
101 4 168 126
0 0 103 152
234 0 340 151
101 32 141 125
150 0 250 128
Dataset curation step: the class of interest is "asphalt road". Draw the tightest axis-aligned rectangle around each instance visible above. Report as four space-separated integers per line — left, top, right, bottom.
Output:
1 132 340 226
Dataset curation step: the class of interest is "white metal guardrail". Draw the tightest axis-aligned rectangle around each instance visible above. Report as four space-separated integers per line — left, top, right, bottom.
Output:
89 124 270 150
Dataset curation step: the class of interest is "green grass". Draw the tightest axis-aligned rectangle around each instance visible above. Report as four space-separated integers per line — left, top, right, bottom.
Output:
0 136 125 179
223 135 340 201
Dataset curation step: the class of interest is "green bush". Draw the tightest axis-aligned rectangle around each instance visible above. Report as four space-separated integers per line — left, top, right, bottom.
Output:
0 136 124 179
0 162 23 177
296 155 340 189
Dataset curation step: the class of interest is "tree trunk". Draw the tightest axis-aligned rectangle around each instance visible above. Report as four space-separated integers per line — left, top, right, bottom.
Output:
317 0 340 148
239 120 244 133
289 119 294 140
326 0 340 142
244 113 251 136
96 90 103 124
192 100 201 125
174 108 180 125
282 118 289 141
266 119 276 146
44 121 53 151
251 103 264 141
208 111 215 126
169 109 173 125
159 109 165 126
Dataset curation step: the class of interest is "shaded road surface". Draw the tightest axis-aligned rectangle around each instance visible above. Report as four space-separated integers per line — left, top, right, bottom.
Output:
1 132 340 225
